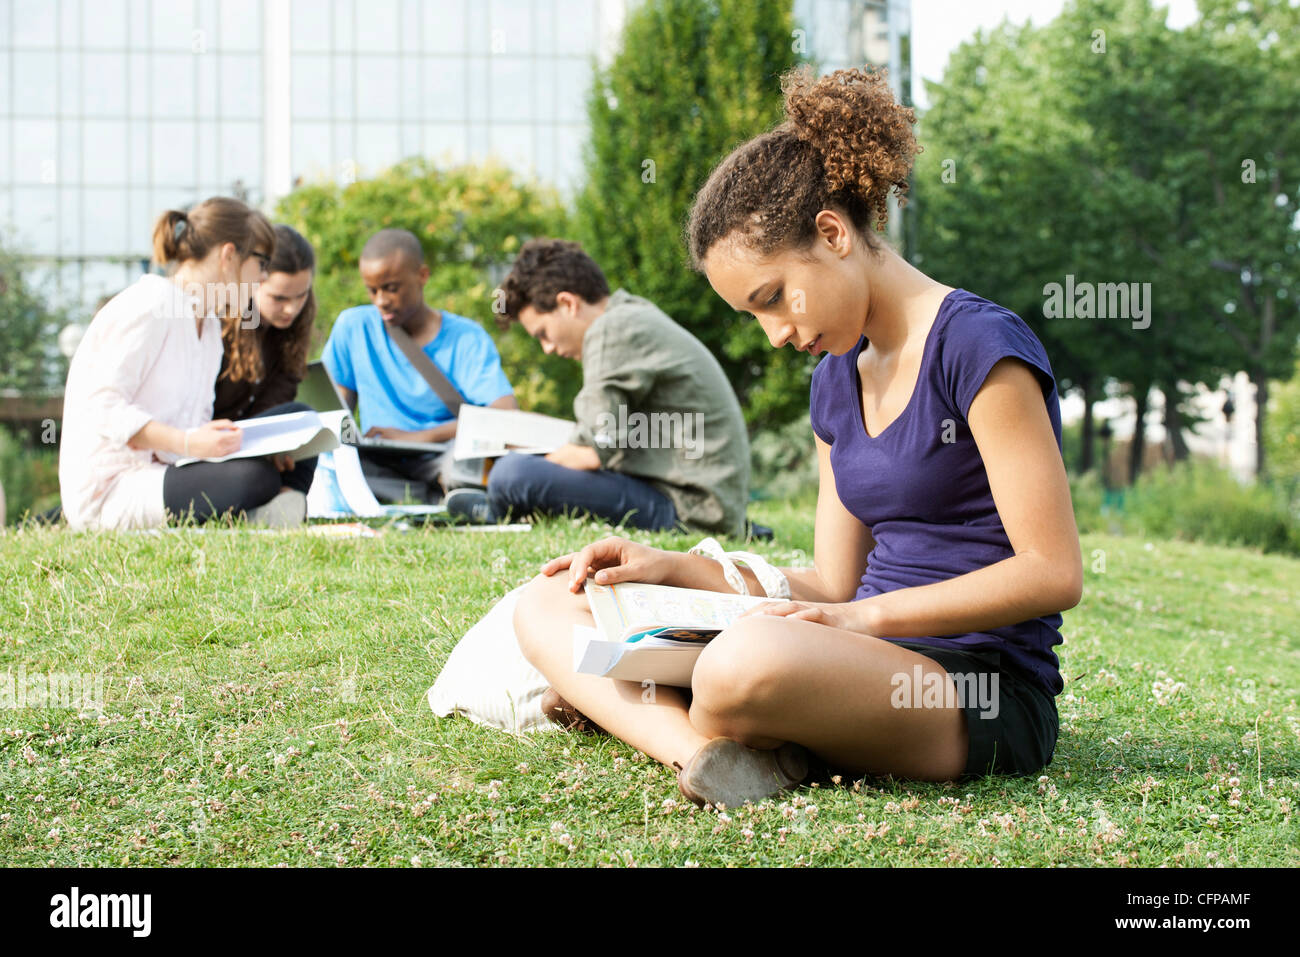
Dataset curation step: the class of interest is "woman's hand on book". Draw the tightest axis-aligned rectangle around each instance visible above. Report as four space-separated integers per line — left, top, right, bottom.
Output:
541 536 677 594
188 420 242 459
738 598 880 634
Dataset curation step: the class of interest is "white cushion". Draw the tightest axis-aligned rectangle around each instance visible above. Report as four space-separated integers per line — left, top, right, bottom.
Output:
427 584 560 733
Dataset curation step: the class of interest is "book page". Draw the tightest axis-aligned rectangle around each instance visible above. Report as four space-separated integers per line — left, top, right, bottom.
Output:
584 581 772 641
453 405 575 460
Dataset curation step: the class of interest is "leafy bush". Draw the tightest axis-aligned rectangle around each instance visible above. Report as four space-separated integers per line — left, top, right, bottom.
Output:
1072 460 1300 556
1264 359 1300 512
750 418 818 502
274 159 578 419
0 426 60 525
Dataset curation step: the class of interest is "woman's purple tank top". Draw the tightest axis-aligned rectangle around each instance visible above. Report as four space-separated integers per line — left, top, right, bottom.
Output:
810 289 1066 696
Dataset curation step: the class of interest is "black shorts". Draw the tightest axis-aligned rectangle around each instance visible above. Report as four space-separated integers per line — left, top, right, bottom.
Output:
888 639 1059 779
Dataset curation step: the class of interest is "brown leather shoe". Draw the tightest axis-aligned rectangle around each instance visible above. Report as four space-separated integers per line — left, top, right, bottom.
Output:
541 687 605 736
676 737 809 809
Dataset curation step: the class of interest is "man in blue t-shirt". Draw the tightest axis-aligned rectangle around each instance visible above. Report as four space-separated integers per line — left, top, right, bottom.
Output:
322 229 517 502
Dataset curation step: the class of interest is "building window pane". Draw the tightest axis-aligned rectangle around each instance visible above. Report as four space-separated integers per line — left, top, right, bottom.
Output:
58 117 81 185
555 58 588 123
220 53 262 118
59 49 82 115
83 120 129 186
355 0 398 53
152 2 197 51
424 125 467 167
83 187 130 256
13 119 57 183
423 0 467 53
84 260 137 308
83 54 130 116
152 54 197 118
59 187 83 257
423 57 467 122
555 1 595 55
84 0 129 50
333 54 354 117
12 0 58 47
332 0 355 52
153 120 198 187
219 0 262 52
13 51 59 115
291 0 332 51
197 44 219 117
490 0 533 56
355 55 400 121
489 58 532 122
11 187 59 251
290 122 332 183
488 124 534 175
355 123 401 177
217 120 261 193
291 54 331 120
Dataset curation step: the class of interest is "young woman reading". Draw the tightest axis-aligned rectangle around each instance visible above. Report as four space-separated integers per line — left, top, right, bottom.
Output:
214 223 321 503
512 67 1082 809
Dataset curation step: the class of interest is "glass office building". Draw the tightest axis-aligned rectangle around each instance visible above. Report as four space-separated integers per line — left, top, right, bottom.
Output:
0 0 910 317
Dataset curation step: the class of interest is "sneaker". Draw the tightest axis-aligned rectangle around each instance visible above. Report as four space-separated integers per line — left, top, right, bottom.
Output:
445 488 499 524
246 489 307 528
676 737 809 809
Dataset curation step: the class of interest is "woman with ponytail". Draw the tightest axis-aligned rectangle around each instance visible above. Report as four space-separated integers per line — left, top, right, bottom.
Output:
59 196 293 530
512 67 1081 808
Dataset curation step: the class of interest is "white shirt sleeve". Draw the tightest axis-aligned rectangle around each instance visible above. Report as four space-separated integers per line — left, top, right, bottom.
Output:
75 299 174 448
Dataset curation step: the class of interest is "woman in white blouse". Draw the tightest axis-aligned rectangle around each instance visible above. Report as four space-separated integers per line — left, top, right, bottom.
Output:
59 197 287 531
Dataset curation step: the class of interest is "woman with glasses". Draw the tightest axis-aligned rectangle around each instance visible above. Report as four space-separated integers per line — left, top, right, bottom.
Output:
59 196 293 530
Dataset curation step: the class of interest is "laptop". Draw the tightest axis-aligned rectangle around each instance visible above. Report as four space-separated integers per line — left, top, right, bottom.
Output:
296 361 451 455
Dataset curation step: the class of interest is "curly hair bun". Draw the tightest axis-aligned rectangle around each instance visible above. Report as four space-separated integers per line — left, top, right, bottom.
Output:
781 66 919 231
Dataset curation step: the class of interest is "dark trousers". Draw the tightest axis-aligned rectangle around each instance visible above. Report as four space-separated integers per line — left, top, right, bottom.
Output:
163 458 280 524
358 449 447 504
250 401 319 494
486 452 679 530
161 401 320 523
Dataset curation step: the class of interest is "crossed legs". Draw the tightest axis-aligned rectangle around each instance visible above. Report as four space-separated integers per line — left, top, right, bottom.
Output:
514 572 969 781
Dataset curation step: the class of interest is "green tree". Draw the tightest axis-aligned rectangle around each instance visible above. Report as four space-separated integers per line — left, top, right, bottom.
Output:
574 0 808 428
915 0 1300 482
274 159 576 417
0 244 68 393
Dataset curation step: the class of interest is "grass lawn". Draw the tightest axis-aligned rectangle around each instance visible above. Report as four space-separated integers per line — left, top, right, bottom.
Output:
1 500 1297 867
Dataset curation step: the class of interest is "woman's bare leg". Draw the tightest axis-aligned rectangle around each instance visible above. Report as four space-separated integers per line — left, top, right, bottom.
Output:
689 614 970 780
514 573 711 768
516 574 970 781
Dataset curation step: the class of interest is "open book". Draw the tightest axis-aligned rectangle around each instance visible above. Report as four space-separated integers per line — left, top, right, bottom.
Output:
573 581 773 687
452 405 576 461
175 410 340 466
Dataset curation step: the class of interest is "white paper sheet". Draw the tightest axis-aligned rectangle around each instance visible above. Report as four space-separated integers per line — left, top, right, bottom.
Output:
453 405 575 461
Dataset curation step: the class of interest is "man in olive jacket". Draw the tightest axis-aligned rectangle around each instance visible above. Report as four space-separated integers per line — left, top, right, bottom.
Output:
446 239 750 538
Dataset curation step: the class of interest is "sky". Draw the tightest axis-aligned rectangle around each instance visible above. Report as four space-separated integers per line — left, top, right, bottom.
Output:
909 0 1202 109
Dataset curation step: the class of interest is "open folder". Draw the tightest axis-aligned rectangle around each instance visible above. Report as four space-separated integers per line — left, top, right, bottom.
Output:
175 410 341 466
